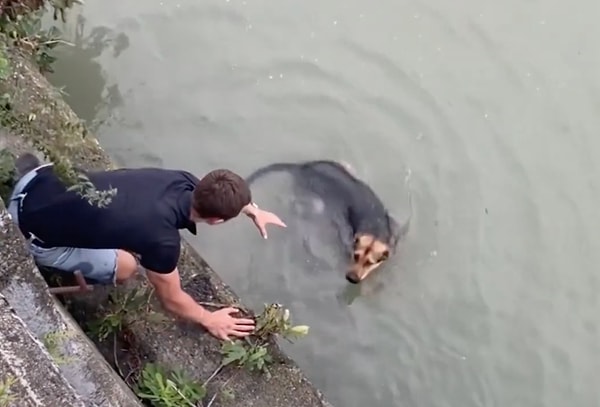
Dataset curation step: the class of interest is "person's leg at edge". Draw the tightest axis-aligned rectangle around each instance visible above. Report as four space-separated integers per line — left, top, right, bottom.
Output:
114 250 140 283
5 162 140 285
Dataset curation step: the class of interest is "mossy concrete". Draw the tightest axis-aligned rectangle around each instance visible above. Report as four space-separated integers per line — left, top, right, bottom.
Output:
0 47 332 405
0 292 85 407
0 195 144 406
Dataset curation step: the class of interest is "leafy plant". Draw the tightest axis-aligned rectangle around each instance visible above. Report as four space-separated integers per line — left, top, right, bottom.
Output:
0 148 16 202
42 329 75 365
66 172 117 208
136 363 205 407
0 47 9 79
253 303 310 342
221 340 272 373
219 303 310 375
87 288 151 341
0 375 16 407
0 1 117 208
0 6 68 74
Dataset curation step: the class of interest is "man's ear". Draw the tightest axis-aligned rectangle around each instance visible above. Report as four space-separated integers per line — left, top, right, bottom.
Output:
207 218 225 225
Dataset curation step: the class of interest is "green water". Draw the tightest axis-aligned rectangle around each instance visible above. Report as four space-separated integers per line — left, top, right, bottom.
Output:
49 1 600 406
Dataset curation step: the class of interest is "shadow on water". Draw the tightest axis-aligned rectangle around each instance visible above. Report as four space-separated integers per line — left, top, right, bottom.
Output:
46 14 128 131
46 14 164 168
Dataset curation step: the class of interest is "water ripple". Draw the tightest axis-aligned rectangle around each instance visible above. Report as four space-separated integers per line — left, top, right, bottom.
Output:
51 1 600 406
268 59 357 90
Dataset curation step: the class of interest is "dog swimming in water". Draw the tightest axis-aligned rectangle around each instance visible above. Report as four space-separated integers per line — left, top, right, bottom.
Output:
246 160 412 284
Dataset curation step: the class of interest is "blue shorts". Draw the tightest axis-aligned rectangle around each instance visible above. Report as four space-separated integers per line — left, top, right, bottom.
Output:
7 164 118 285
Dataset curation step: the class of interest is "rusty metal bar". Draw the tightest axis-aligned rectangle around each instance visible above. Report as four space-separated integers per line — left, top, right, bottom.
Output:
48 270 95 295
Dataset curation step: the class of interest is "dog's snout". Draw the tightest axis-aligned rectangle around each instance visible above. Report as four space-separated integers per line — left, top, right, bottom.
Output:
345 272 360 284
353 253 360 262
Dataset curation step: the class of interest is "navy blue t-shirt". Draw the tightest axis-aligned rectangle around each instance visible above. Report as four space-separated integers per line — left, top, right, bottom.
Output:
18 165 199 274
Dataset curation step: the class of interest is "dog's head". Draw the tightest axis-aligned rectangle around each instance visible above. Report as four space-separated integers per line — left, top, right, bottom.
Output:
345 234 391 284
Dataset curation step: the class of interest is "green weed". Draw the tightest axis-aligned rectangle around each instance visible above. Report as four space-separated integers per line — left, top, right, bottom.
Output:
0 1 117 208
136 363 205 407
42 329 75 365
0 375 16 407
219 303 310 375
87 288 151 341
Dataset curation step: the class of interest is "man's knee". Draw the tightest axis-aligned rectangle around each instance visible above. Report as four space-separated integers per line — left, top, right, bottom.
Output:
115 250 139 283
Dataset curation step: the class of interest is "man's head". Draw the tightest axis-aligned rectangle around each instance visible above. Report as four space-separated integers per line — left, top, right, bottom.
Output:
191 169 252 224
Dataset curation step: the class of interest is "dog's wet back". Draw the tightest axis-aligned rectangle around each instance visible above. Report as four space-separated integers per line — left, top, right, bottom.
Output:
290 161 399 283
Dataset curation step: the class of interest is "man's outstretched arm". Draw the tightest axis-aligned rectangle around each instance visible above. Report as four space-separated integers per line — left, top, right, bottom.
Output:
145 267 255 340
241 202 287 239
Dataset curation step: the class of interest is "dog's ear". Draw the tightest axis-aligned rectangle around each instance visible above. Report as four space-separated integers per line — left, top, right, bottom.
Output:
380 249 390 261
389 168 413 244
353 234 371 249
370 241 389 262
386 216 401 247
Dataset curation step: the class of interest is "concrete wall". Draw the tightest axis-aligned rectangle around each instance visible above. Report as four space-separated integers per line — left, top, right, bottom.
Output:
0 292 85 407
0 196 143 406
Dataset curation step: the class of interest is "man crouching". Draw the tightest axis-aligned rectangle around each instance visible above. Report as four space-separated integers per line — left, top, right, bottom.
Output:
6 153 286 341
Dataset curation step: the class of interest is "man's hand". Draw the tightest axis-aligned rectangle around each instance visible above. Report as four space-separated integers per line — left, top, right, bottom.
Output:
242 203 286 239
203 307 255 340
146 268 256 341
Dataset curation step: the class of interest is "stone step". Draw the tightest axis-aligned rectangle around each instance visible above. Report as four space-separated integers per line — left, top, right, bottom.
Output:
0 294 84 407
0 200 143 407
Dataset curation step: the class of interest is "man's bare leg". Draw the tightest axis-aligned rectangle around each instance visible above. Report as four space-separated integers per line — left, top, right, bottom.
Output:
114 249 142 283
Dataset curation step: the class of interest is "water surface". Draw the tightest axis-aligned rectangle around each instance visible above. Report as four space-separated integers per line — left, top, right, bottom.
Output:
49 1 600 406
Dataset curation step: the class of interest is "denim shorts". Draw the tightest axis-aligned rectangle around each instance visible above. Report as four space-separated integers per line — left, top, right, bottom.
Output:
7 164 118 285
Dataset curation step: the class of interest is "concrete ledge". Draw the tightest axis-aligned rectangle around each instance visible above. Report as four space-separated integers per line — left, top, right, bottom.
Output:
119 248 332 407
0 294 84 407
0 44 332 406
0 197 144 406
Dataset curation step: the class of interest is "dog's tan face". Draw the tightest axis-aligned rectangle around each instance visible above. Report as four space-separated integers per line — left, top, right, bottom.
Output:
345 234 390 284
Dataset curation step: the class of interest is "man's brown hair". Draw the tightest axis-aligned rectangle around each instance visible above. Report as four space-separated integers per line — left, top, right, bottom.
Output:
192 169 252 220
